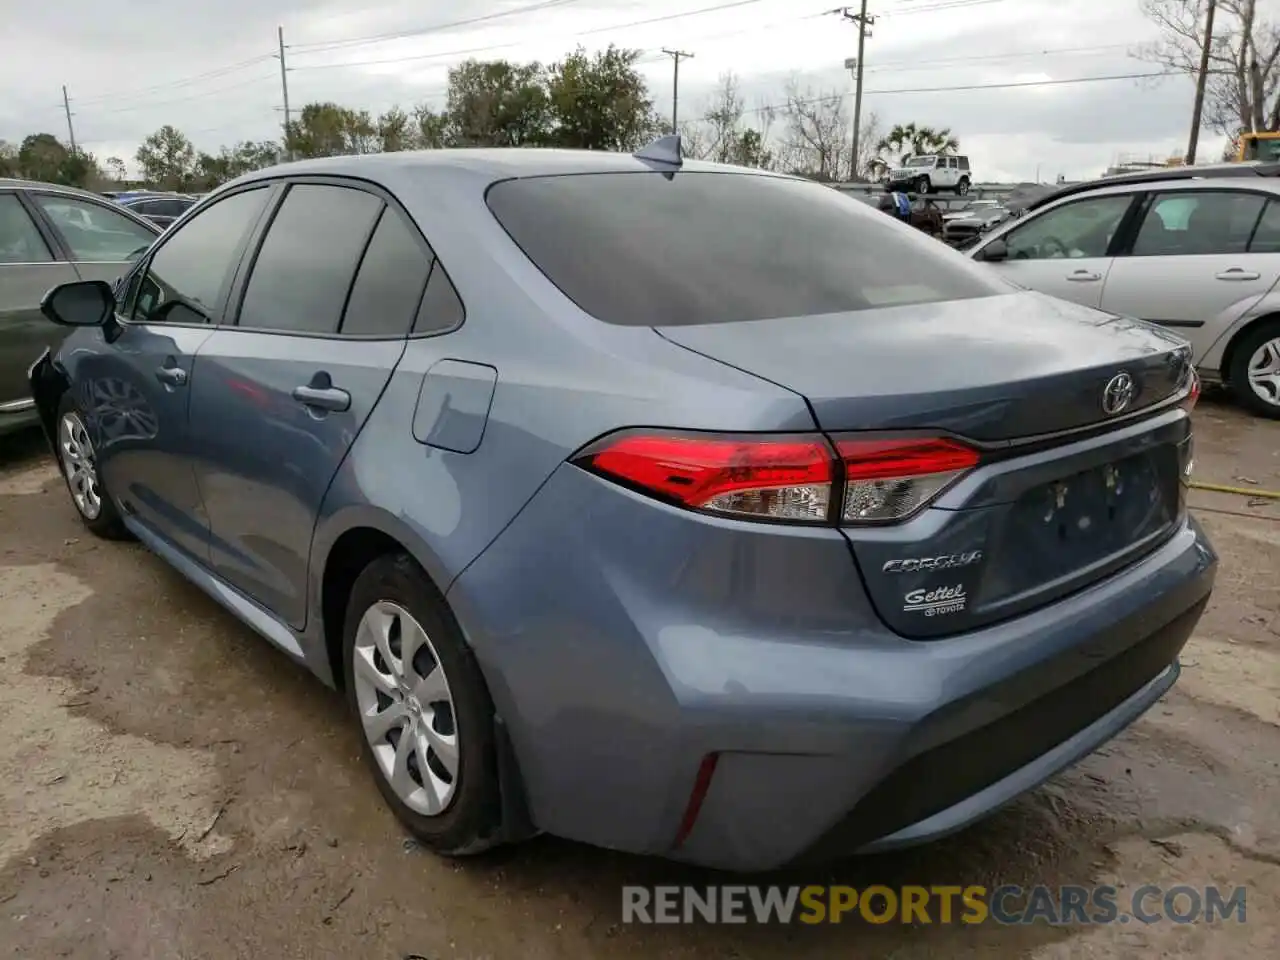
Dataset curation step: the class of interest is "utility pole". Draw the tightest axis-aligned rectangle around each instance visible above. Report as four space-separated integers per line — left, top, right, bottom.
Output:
278 25 293 160
836 3 873 181
1186 0 1216 164
661 49 694 134
61 86 77 153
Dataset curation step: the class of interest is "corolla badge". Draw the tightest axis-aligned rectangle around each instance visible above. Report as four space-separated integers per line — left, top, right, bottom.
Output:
1101 372 1136 415
882 550 983 574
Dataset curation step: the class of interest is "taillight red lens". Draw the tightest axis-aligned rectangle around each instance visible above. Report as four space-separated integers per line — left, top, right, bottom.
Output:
836 437 980 523
1183 368 1200 412
577 432 836 522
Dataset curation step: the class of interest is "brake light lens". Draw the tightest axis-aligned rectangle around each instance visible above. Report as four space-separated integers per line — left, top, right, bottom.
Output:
837 437 980 522
574 431 981 525
1182 368 1200 412
578 432 835 522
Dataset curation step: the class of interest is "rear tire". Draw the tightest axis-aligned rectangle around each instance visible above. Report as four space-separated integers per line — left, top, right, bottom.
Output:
1227 322 1280 419
54 393 129 540
342 552 503 856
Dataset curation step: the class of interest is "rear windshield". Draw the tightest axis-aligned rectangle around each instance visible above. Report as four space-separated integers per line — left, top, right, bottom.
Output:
485 171 1006 327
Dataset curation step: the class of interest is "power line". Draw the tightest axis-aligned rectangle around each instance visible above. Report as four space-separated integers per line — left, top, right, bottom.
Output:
689 70 1182 123
80 74 278 117
287 0 593 54
67 55 277 108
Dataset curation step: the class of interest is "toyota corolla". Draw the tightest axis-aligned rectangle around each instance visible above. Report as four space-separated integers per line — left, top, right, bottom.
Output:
28 139 1215 872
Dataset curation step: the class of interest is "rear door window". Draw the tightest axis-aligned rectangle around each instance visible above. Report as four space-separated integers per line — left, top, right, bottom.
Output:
1130 190 1267 256
485 172 1005 326
236 183 383 335
0 194 53 263
341 209 432 337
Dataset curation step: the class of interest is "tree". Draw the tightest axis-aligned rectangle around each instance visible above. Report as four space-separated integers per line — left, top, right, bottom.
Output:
776 80 850 181
136 125 197 189
445 59 550 147
682 73 776 168
412 104 450 148
875 122 960 165
17 133 69 182
1136 0 1280 135
0 140 17 178
377 107 413 152
544 45 658 151
105 156 128 182
194 140 280 189
855 112 885 180
285 102 376 157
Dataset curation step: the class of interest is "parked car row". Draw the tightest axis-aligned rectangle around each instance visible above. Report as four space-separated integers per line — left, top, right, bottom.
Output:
101 190 200 229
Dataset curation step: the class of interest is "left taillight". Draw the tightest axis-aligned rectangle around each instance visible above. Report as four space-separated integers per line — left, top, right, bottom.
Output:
572 430 981 525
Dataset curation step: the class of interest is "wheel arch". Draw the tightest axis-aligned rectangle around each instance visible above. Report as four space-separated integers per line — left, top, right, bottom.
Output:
311 510 538 842
29 352 71 454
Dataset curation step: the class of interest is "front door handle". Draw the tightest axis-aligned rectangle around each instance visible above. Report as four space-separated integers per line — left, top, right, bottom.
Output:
1215 268 1261 281
291 384 351 412
1067 270 1102 282
154 365 187 386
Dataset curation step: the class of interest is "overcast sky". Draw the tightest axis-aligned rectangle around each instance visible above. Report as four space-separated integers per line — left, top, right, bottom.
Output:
1 0 1228 182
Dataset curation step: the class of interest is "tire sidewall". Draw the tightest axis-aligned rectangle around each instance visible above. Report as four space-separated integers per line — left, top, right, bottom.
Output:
957 177 970 195
342 553 500 854
1228 324 1280 419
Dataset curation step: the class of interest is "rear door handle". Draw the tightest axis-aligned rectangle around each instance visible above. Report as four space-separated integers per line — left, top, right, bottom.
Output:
1066 271 1102 281
1215 268 1261 280
291 384 351 412
154 365 187 386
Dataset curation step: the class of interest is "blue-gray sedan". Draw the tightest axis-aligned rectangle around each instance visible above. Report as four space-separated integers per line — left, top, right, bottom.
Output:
27 139 1215 872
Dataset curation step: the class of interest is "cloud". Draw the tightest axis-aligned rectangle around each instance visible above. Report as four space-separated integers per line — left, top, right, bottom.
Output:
0 0 1223 180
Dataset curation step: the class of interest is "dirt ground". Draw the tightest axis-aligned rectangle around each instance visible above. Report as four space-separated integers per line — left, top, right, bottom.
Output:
1 391 1278 959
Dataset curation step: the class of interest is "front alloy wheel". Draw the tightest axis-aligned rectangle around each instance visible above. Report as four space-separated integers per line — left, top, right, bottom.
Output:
58 411 101 520
352 600 460 816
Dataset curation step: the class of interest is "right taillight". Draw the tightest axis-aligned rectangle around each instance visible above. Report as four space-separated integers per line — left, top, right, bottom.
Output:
836 436 980 523
1182 368 1200 412
573 430 980 526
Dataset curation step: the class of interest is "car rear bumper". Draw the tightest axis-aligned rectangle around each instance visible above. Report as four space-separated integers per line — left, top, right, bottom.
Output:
448 464 1216 872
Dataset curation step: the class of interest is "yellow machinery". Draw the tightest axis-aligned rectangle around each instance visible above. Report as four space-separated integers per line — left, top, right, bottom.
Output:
1236 131 1280 162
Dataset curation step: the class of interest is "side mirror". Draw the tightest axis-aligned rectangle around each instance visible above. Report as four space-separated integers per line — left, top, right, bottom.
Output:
40 280 115 327
976 239 1009 262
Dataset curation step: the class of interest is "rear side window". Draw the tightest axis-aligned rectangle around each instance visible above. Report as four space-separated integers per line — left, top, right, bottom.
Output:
1251 199 1280 253
0 194 52 263
341 209 432 337
485 172 1004 326
413 262 465 334
237 184 383 334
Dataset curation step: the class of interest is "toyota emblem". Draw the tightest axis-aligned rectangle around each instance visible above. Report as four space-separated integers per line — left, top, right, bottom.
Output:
1101 372 1136 415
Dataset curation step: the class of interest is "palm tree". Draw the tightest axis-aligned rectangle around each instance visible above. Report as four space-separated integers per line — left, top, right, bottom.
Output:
875 122 960 164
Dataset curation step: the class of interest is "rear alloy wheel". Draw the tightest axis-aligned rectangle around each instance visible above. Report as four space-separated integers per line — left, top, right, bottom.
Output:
1228 324 1280 419
342 553 502 855
55 395 128 539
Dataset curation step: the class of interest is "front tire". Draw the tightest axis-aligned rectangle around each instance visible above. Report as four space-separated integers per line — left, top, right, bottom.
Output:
342 552 502 856
54 393 129 540
914 176 932 194
1228 322 1280 419
956 177 970 195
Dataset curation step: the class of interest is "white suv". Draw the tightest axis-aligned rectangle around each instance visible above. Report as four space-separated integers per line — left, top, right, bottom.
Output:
885 155 972 195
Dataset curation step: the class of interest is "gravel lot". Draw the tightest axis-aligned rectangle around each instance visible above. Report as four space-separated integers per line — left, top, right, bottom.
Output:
1 393 1278 959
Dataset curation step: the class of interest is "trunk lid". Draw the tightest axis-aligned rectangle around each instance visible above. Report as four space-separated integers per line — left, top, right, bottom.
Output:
656 291 1196 638
655 291 1193 442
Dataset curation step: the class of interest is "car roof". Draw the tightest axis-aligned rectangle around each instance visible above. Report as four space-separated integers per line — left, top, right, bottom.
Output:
1024 161 1280 213
226 147 793 193
0 177 118 202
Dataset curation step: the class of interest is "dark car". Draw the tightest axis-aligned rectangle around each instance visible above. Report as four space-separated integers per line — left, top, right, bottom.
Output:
29 139 1214 872
119 194 198 230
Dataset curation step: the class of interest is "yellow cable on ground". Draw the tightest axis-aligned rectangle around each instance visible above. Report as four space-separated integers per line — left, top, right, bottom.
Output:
1189 481 1280 500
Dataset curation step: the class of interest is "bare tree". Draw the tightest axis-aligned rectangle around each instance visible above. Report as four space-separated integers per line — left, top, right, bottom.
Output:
1134 0 1280 135
776 78 850 181
681 72 778 169
856 111 884 180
